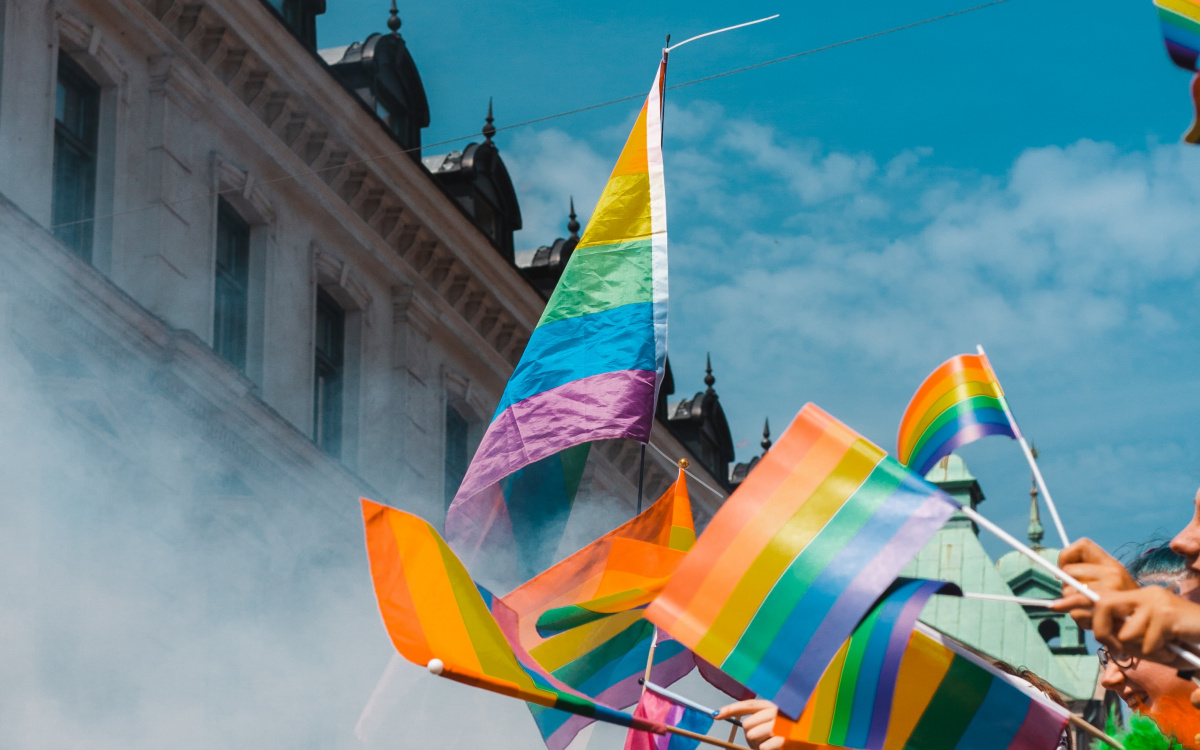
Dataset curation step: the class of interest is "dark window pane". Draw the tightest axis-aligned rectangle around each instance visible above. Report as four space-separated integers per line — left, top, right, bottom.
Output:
444 406 469 510
51 55 99 262
213 199 250 371
314 289 345 458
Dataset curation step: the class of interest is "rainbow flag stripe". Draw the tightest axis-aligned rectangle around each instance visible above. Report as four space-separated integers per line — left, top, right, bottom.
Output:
774 579 958 749
777 624 1070 750
497 471 697 750
361 500 643 733
896 353 1016 477
1157 0 1200 71
446 56 669 559
646 404 958 720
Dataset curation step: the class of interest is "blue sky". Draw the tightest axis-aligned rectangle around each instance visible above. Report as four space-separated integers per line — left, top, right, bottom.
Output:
320 1 1200 557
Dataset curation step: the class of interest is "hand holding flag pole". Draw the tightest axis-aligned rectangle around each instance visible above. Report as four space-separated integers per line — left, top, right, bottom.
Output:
975 344 1071 548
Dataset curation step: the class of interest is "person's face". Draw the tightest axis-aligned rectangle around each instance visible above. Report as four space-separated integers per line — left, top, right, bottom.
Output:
1170 488 1200 592
1100 656 1192 713
1101 653 1200 746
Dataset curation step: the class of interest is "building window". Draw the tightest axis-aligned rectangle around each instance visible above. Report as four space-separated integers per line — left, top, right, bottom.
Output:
213 199 250 371
314 289 344 458
52 54 100 262
444 405 469 509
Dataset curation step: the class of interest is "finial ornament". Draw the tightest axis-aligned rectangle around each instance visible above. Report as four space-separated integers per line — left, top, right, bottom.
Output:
567 196 580 239
387 0 401 34
678 458 690 469
1028 442 1044 548
482 98 496 142
704 353 715 391
761 418 772 453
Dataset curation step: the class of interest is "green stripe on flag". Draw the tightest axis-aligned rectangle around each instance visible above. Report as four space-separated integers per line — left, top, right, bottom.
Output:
538 239 653 327
828 605 882 745
903 656 993 750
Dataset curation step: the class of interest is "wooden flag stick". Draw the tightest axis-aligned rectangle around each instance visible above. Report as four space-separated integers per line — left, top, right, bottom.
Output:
958 505 1200 675
641 628 658 695
428 660 748 750
658 723 747 750
1068 713 1125 750
727 724 739 744
976 344 1070 548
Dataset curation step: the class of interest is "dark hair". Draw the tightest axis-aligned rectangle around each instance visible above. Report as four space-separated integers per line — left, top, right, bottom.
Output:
1124 540 1187 587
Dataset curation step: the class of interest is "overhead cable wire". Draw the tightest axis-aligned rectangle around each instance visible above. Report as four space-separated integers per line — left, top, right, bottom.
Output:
48 0 1014 232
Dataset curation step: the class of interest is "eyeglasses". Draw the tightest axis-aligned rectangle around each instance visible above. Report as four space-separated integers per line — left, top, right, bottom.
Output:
1097 647 1135 669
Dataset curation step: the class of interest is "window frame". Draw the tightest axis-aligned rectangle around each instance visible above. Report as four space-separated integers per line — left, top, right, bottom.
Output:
212 198 252 372
51 53 101 263
313 287 346 459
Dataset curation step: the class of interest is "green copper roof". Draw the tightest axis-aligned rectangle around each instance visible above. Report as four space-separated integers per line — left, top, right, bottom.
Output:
906 454 1100 702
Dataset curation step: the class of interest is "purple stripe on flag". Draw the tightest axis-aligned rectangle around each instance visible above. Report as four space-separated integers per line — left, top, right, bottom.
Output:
447 369 656 549
545 648 696 750
1007 701 1069 750
911 420 1015 477
774 491 958 716
864 581 953 750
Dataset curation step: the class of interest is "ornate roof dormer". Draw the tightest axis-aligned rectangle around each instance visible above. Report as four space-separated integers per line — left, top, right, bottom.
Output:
423 102 523 262
665 355 735 489
730 418 771 488
322 2 430 159
516 199 580 298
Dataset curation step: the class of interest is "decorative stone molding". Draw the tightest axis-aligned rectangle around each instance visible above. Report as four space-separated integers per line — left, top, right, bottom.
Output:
57 9 129 96
149 55 209 121
391 283 437 340
213 153 273 224
139 0 537 378
314 245 371 316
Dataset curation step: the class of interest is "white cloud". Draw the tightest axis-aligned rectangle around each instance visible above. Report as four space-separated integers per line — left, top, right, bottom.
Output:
506 100 1200 551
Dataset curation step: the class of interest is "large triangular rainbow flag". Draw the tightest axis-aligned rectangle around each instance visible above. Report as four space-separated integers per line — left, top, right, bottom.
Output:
445 55 670 564
496 470 697 750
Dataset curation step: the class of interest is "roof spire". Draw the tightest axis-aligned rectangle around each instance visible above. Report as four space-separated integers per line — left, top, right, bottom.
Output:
482 98 496 143
761 418 772 454
567 197 580 240
704 353 715 392
1028 444 1044 549
387 0 401 34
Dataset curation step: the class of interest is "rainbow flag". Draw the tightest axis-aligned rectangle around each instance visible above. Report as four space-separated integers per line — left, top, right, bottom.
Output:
1157 0 1200 71
771 578 959 749
496 471 697 750
1154 0 1200 143
896 353 1016 478
445 54 670 563
646 403 958 720
361 499 649 735
775 624 1070 750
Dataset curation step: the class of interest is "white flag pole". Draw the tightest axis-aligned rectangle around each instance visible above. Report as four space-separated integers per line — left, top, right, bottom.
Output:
975 344 1071 549
958 502 1200 674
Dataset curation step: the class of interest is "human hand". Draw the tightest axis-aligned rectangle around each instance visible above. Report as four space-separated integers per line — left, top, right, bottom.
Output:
716 700 780 750
1091 586 1200 668
1050 538 1138 629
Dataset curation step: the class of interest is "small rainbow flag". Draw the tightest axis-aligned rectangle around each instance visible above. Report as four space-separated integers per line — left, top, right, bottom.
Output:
896 352 1016 478
361 500 650 735
445 53 670 564
646 403 958 720
496 471 697 750
775 624 1070 750
1154 0 1200 143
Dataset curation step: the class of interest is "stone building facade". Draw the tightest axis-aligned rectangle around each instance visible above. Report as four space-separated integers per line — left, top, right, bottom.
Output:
0 0 735 746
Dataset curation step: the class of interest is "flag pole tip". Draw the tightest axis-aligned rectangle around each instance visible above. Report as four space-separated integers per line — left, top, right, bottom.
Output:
427 659 444 675
678 458 690 469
